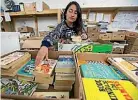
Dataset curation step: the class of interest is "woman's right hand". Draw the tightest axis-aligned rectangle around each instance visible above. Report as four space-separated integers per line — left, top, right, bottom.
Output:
35 46 48 66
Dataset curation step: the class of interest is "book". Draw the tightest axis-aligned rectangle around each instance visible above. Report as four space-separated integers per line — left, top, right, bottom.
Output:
35 75 54 84
55 55 75 73
55 75 75 86
54 85 72 91
1 52 25 66
1 53 31 77
37 84 49 90
82 78 138 100
34 59 57 77
32 92 69 99
80 63 127 80
1 78 37 96
1 52 31 70
16 59 35 81
107 57 138 85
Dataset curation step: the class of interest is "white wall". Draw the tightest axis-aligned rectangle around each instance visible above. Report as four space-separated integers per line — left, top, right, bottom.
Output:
1 0 138 9
1 0 138 34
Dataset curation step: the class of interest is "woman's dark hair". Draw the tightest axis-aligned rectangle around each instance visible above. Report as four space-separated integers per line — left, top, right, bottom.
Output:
64 1 83 34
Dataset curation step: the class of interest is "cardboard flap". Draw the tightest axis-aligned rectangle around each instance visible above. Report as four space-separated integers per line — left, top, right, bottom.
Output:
22 40 42 49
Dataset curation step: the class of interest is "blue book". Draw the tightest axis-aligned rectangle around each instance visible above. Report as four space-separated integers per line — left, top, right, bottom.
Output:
80 62 127 80
17 59 35 81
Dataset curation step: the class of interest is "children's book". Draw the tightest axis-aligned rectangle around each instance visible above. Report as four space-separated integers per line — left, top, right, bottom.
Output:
82 78 138 100
1 78 37 96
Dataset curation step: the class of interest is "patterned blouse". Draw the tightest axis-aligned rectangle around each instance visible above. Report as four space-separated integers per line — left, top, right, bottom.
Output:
41 21 87 47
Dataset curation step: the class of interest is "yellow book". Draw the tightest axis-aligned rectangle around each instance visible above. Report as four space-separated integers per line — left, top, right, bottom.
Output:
82 78 138 100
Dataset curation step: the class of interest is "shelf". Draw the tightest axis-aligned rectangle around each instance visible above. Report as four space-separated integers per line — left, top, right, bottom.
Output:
1 9 59 17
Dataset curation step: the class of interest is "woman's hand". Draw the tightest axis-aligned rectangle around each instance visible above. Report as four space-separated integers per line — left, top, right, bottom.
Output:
35 46 48 66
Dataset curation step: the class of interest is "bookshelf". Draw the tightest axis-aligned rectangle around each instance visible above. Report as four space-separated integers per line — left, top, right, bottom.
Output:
1 9 62 36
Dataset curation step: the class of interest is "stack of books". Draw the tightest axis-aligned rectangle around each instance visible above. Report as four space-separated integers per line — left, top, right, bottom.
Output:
33 59 57 89
1 52 31 77
54 55 75 91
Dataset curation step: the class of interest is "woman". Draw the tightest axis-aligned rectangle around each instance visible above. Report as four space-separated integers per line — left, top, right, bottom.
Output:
35 1 88 66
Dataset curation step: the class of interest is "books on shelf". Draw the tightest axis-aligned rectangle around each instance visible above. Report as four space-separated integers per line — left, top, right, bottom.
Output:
1 78 37 96
82 78 138 100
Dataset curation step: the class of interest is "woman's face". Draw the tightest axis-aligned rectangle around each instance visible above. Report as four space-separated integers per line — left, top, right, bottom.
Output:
66 4 78 23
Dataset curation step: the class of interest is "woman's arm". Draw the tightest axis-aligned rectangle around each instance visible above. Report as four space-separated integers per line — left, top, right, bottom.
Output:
41 23 63 47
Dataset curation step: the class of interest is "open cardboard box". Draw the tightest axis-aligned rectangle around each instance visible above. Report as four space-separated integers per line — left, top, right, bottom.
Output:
75 52 138 100
1 50 81 100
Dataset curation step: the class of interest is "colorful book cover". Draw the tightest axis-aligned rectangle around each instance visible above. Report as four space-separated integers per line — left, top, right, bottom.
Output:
32 92 69 99
1 52 25 66
80 62 127 80
17 59 35 80
107 57 138 85
82 78 138 100
1 78 37 96
34 59 57 76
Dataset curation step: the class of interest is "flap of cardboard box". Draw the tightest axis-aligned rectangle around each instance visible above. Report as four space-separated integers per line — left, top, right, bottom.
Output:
22 40 42 49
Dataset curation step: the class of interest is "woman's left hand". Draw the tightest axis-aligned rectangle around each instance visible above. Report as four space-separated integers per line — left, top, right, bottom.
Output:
81 33 88 40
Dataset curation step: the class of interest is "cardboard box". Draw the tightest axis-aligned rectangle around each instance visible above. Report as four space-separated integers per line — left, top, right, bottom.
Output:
111 32 125 40
22 39 42 50
112 47 124 54
36 1 49 11
87 32 99 42
126 36 138 45
99 33 112 40
24 2 36 12
87 26 99 33
1 51 81 100
39 31 49 37
124 45 138 54
18 26 34 33
75 53 138 100
125 31 138 37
